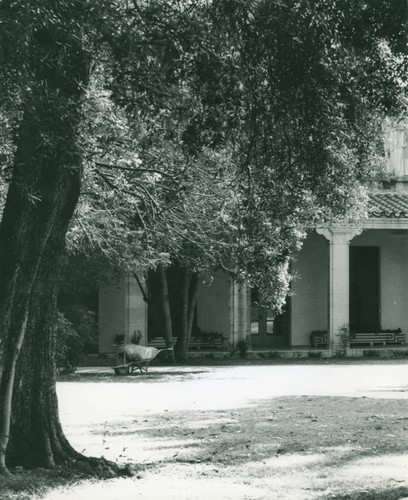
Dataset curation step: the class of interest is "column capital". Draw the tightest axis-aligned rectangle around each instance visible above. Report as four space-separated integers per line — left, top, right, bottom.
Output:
316 227 362 245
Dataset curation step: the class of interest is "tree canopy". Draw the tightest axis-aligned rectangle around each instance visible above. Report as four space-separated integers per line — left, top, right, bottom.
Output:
63 0 408 308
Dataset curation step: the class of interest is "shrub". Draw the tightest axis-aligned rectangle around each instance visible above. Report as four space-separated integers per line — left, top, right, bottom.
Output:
336 323 350 353
57 305 98 374
258 351 281 359
309 351 323 359
363 349 381 357
56 312 80 374
114 334 125 345
62 304 98 354
236 337 250 358
130 330 143 345
391 349 408 358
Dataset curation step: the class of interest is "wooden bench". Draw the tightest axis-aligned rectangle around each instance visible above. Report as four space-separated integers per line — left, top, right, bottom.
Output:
188 335 225 350
310 331 328 347
148 334 225 351
310 330 405 347
350 331 405 346
148 338 177 349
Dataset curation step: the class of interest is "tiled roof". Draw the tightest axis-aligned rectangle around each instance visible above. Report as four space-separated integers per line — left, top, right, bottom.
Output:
368 193 408 218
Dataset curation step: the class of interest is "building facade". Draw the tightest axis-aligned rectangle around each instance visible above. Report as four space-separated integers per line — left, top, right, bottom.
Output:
98 125 408 353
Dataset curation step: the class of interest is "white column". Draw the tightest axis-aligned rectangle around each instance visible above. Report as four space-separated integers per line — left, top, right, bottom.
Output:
317 228 362 349
230 281 250 347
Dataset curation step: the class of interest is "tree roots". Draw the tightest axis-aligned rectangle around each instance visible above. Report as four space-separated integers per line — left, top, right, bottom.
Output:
70 456 134 478
0 464 13 476
3 455 134 478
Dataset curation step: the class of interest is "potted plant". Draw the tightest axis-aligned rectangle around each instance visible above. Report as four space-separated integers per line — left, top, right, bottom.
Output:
236 336 250 358
336 323 350 355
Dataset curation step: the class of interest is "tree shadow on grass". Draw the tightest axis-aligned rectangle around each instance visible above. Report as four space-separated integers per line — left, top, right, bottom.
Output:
84 395 408 498
59 370 209 383
97 395 408 465
320 488 408 500
4 395 408 499
1 466 99 500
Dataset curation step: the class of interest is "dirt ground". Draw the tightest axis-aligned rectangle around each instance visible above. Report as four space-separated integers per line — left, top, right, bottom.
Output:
5 361 408 499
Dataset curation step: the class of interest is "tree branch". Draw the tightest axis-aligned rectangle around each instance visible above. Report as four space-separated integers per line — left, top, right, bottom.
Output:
95 161 175 179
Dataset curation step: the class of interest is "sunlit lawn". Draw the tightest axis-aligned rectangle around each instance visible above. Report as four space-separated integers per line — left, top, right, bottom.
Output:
2 361 408 500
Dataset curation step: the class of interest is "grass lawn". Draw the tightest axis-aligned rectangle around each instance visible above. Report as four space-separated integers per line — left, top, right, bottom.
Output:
2 360 408 500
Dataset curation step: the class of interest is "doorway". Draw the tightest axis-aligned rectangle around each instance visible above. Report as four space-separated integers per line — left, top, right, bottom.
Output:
349 246 380 332
250 289 291 348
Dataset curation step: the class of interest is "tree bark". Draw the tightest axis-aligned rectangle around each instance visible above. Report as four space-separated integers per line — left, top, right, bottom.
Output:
187 273 199 344
0 312 27 473
7 243 81 469
0 17 127 475
133 272 167 340
174 269 198 362
158 266 174 349
0 90 84 469
134 270 175 363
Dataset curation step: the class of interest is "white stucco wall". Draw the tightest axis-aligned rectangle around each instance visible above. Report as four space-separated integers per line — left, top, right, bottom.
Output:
291 231 329 346
125 273 148 345
385 125 408 178
351 230 408 334
197 271 231 339
99 273 147 353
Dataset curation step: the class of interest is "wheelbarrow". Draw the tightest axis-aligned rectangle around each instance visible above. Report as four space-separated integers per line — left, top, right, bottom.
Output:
112 345 173 375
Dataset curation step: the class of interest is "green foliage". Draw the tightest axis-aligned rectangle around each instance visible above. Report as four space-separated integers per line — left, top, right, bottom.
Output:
363 350 381 358
47 1 408 312
130 330 142 345
391 349 408 358
236 337 250 358
337 323 351 352
56 306 98 374
56 313 80 375
186 0 408 308
309 351 323 359
2 0 408 316
332 350 347 359
113 334 124 346
258 351 281 359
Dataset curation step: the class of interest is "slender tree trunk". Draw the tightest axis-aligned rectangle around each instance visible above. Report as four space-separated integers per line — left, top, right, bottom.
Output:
133 272 167 339
134 270 175 363
175 269 198 362
0 312 28 473
158 266 174 349
187 273 199 342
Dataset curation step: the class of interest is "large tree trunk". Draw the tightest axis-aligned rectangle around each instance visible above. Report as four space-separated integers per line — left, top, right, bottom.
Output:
0 17 127 475
7 238 80 469
0 91 83 470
